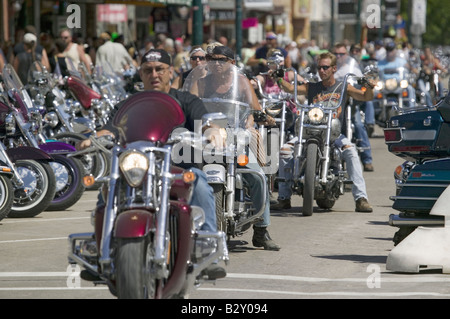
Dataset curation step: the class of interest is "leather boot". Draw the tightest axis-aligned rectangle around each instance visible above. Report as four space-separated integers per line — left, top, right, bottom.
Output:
252 226 281 251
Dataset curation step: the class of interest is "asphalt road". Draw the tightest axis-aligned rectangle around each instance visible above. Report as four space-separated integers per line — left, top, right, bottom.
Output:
1 126 450 302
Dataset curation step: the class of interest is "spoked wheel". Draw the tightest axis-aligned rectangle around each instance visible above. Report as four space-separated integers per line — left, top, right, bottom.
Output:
115 237 157 299
0 175 14 221
46 154 86 211
9 160 56 218
302 143 318 216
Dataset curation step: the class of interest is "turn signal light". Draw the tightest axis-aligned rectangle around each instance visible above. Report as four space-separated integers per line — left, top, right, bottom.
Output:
237 154 249 166
82 175 96 187
183 171 196 183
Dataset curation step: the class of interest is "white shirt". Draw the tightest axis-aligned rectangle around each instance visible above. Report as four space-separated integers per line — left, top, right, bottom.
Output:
95 41 133 73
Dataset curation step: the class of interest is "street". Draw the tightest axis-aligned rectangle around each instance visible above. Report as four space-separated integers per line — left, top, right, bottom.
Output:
1 126 450 300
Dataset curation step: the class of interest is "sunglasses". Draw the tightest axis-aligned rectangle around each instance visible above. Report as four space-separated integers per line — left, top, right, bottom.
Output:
317 65 333 71
190 56 206 61
334 53 346 56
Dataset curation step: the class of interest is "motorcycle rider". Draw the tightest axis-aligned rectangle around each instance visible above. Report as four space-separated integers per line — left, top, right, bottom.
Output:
274 51 375 213
76 48 227 279
377 41 416 107
333 43 375 172
419 46 448 105
189 45 281 250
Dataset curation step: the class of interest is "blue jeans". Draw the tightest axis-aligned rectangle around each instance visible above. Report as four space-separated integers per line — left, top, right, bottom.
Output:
277 134 368 202
353 105 373 165
245 150 270 228
361 101 375 125
96 167 217 233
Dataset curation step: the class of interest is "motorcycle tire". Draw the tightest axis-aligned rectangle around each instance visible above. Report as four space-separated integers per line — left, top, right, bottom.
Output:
212 184 227 233
9 160 56 218
316 198 335 210
302 143 318 216
46 154 86 211
0 175 14 221
115 237 157 299
53 132 110 190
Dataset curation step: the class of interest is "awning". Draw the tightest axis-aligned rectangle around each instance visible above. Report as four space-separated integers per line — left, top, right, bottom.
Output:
104 0 192 6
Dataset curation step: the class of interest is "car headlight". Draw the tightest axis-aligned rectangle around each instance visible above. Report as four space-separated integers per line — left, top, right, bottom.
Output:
119 150 149 187
400 80 409 89
308 107 324 124
385 79 398 91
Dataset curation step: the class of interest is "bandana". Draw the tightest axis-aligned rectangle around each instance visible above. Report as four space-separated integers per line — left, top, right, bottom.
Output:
141 49 172 66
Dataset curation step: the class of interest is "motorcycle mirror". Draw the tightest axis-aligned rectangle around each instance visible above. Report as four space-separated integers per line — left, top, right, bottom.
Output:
202 112 228 129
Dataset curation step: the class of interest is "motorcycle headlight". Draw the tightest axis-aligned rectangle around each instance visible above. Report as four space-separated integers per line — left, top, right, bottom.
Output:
5 114 16 135
385 79 398 91
308 107 324 124
119 150 149 187
400 80 409 89
375 81 384 91
44 112 59 128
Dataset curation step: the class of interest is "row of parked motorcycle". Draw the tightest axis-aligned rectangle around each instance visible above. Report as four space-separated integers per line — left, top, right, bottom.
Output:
0 60 125 222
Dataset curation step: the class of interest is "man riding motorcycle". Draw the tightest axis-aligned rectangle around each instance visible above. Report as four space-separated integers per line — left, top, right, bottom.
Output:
275 51 376 213
77 49 227 279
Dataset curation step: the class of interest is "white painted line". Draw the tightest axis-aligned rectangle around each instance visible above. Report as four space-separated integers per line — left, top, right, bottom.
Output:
2 217 90 224
198 287 450 298
226 273 450 283
0 287 108 291
0 237 67 244
0 272 77 277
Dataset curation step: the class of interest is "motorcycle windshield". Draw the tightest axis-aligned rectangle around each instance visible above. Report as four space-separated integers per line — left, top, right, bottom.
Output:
335 56 363 82
112 91 185 144
182 61 253 129
1 64 32 119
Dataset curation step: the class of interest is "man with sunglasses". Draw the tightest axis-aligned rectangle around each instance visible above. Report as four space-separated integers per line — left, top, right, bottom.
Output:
334 43 375 172
171 45 207 89
77 49 227 280
274 52 376 213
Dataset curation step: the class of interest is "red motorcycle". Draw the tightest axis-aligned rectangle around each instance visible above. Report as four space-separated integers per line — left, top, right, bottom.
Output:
68 91 228 299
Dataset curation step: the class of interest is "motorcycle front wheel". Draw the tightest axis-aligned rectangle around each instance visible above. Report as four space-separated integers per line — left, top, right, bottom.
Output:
0 175 14 221
115 237 157 299
46 154 86 211
9 160 56 218
302 143 318 216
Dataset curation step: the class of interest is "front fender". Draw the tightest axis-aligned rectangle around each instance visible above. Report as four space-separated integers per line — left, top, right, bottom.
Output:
6 146 53 162
40 141 76 155
114 210 155 238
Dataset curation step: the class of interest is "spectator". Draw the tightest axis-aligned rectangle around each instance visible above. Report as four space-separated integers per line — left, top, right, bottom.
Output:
59 28 92 73
95 32 136 73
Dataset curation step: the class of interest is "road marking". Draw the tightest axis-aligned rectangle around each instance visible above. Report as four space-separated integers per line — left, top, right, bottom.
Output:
0 287 108 291
1 217 90 224
0 237 67 244
198 287 450 298
226 272 450 283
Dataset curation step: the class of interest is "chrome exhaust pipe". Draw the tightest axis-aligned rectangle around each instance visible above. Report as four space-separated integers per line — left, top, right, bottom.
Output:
389 214 445 227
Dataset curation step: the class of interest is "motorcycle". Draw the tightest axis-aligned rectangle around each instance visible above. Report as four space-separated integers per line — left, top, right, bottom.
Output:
182 61 270 239
291 73 370 216
1 64 85 212
68 91 228 299
384 87 450 245
373 65 415 127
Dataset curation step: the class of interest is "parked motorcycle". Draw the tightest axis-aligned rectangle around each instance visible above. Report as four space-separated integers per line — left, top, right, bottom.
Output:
182 61 270 238
68 91 228 299
1 64 85 212
384 85 450 245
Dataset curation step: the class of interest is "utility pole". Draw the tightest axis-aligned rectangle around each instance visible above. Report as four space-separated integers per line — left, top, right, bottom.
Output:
235 0 243 60
330 0 335 46
192 0 203 46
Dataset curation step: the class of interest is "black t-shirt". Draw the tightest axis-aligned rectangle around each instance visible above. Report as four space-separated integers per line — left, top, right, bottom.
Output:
307 81 349 134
